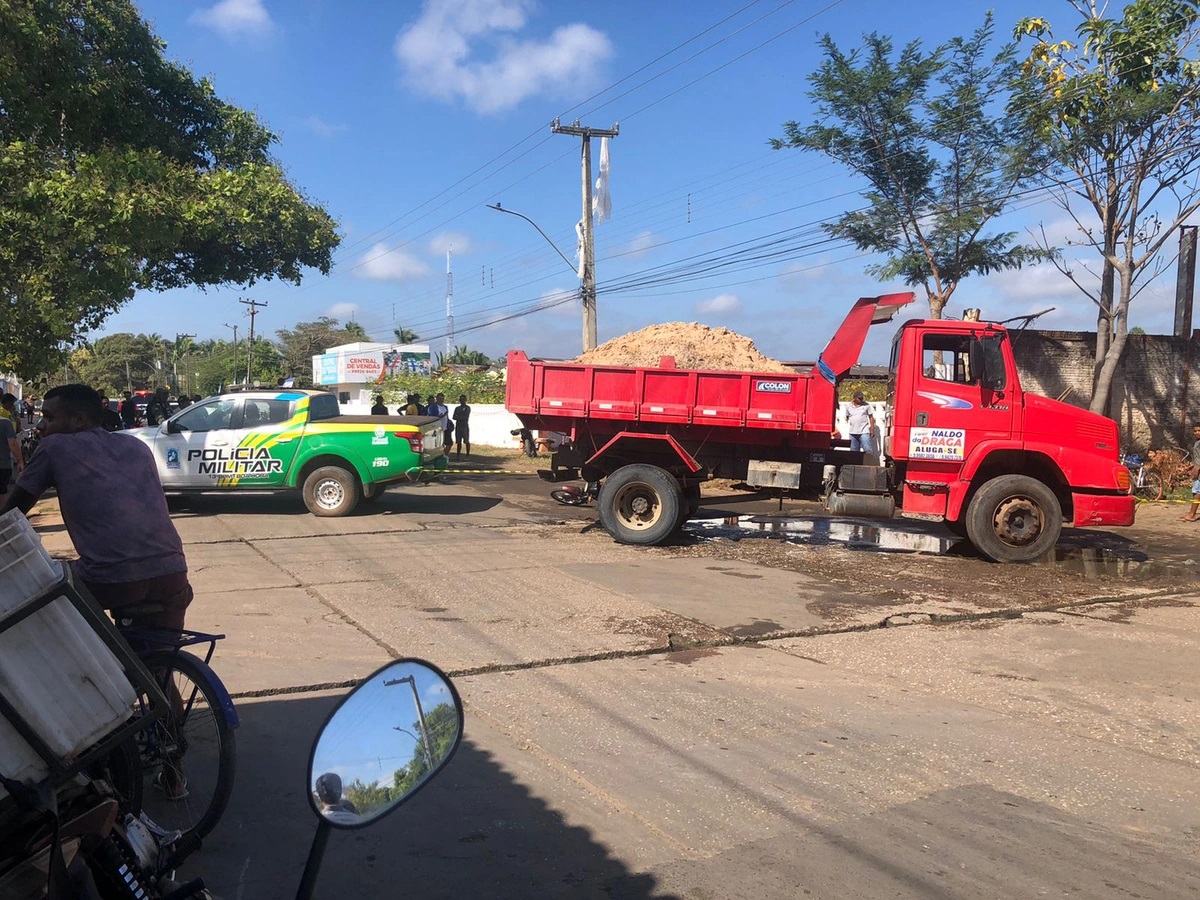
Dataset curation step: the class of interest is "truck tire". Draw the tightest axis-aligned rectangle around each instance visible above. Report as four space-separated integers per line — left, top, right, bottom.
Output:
965 474 1061 563
303 466 361 517
599 464 683 545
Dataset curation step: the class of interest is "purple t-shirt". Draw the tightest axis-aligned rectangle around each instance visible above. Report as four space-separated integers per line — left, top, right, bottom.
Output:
17 428 187 583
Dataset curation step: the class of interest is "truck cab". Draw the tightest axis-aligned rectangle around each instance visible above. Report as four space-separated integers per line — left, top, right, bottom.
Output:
886 318 1134 560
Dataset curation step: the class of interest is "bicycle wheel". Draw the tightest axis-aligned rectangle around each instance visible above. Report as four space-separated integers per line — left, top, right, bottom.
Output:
137 650 237 840
1134 471 1163 501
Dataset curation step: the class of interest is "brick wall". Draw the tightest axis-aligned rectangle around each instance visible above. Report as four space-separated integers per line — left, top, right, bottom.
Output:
1012 329 1200 451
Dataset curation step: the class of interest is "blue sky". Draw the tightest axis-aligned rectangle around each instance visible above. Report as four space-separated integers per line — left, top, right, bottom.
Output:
105 0 1188 365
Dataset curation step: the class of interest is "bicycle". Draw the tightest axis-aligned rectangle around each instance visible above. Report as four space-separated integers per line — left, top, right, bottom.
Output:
1121 451 1163 501
108 614 240 842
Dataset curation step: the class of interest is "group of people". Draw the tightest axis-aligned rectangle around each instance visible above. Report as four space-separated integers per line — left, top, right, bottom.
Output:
370 392 472 458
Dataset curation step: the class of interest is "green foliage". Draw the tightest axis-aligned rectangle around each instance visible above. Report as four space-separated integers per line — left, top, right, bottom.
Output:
377 369 505 405
836 379 888 403
340 702 459 815
772 15 1051 317
0 0 340 380
274 318 365 387
393 328 421 344
1013 0 1200 413
437 344 492 366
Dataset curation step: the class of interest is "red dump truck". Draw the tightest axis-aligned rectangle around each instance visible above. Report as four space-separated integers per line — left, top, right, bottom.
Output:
505 292 1136 562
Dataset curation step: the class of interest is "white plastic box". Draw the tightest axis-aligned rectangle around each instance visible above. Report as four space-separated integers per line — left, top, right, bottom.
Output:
0 511 137 798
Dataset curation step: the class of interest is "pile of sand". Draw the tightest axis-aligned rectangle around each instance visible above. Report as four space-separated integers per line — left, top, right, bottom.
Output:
573 322 794 373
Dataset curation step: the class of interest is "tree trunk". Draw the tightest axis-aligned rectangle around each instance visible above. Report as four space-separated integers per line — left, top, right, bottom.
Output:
1090 268 1132 417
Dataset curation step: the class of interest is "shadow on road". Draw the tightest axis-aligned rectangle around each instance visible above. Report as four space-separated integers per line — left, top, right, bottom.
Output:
194 691 677 900
166 490 504 518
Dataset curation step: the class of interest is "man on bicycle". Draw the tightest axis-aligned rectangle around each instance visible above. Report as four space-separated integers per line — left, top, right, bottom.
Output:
0 384 193 631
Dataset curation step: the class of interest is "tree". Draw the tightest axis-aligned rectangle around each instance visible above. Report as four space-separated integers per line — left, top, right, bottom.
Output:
275 317 364 386
73 333 170 394
438 345 491 366
1013 1 1200 415
771 15 1050 318
0 1 340 379
393 327 421 344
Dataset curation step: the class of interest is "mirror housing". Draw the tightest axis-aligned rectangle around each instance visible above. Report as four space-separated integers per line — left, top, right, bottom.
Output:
307 659 463 830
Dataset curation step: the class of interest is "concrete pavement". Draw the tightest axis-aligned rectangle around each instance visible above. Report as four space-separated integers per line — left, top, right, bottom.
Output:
24 476 1200 898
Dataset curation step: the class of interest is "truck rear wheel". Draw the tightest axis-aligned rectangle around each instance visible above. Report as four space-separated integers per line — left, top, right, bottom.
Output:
303 466 361 517
599 464 682 545
965 474 1061 563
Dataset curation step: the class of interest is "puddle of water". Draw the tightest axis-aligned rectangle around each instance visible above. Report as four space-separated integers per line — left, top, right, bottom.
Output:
687 515 959 555
1037 547 1188 579
687 516 1190 578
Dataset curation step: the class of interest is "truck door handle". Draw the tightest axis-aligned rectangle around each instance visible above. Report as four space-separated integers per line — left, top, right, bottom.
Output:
210 439 229 446
275 437 293 443
916 412 929 426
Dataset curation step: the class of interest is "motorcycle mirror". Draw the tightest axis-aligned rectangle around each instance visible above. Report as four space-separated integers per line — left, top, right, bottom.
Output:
306 659 463 830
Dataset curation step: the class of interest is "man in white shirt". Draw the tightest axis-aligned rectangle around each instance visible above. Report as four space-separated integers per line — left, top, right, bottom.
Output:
841 390 876 455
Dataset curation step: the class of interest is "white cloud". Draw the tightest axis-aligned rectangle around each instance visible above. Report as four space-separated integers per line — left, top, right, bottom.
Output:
695 293 741 315
304 116 347 138
623 231 657 258
354 243 432 282
328 302 359 319
189 0 274 40
429 232 472 256
395 0 612 114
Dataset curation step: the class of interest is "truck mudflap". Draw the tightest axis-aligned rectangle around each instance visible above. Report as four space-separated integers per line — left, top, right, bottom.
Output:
1072 491 1136 527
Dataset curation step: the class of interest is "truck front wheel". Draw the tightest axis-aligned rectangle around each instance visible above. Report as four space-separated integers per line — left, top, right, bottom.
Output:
599 464 682 545
303 466 361 517
965 474 1062 563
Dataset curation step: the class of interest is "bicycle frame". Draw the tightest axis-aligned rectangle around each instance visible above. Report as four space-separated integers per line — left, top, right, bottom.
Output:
119 625 241 728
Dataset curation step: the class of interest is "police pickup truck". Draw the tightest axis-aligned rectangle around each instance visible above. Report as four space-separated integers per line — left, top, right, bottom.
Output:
124 389 447 516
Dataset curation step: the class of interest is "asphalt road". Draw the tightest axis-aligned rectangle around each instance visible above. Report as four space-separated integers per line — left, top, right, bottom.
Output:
32 470 1200 898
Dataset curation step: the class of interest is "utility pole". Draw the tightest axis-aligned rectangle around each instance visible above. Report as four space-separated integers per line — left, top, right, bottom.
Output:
240 298 267 385
551 118 619 351
223 322 239 387
174 333 194 395
446 248 454 359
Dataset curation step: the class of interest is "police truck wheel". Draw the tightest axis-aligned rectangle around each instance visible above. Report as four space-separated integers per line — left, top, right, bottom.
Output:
599 464 683 545
303 466 361 517
965 474 1061 563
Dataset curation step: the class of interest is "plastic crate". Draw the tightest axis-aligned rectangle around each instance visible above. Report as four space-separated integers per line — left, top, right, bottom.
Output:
0 567 167 805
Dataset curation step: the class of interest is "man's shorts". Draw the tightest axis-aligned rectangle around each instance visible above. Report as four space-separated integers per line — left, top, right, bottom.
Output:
1193 478 1200 496
79 570 194 631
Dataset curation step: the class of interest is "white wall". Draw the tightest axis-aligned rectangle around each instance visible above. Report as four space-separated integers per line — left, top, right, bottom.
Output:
340 400 891 454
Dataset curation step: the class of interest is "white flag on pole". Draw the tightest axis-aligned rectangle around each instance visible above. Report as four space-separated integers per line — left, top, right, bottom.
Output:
575 218 585 279
593 137 612 223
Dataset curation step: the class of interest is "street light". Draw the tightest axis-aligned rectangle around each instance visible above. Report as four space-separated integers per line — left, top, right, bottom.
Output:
486 203 577 275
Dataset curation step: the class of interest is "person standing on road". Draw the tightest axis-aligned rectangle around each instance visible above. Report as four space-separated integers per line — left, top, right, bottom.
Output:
119 391 138 429
1182 423 1200 521
1 384 194 631
0 411 23 507
427 393 450 455
453 395 471 458
0 393 18 430
839 390 877 455
404 393 427 416
371 395 389 415
98 394 122 432
145 387 171 427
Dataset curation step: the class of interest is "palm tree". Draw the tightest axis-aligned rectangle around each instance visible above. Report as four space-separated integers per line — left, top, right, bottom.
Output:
393 327 421 344
343 321 369 341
